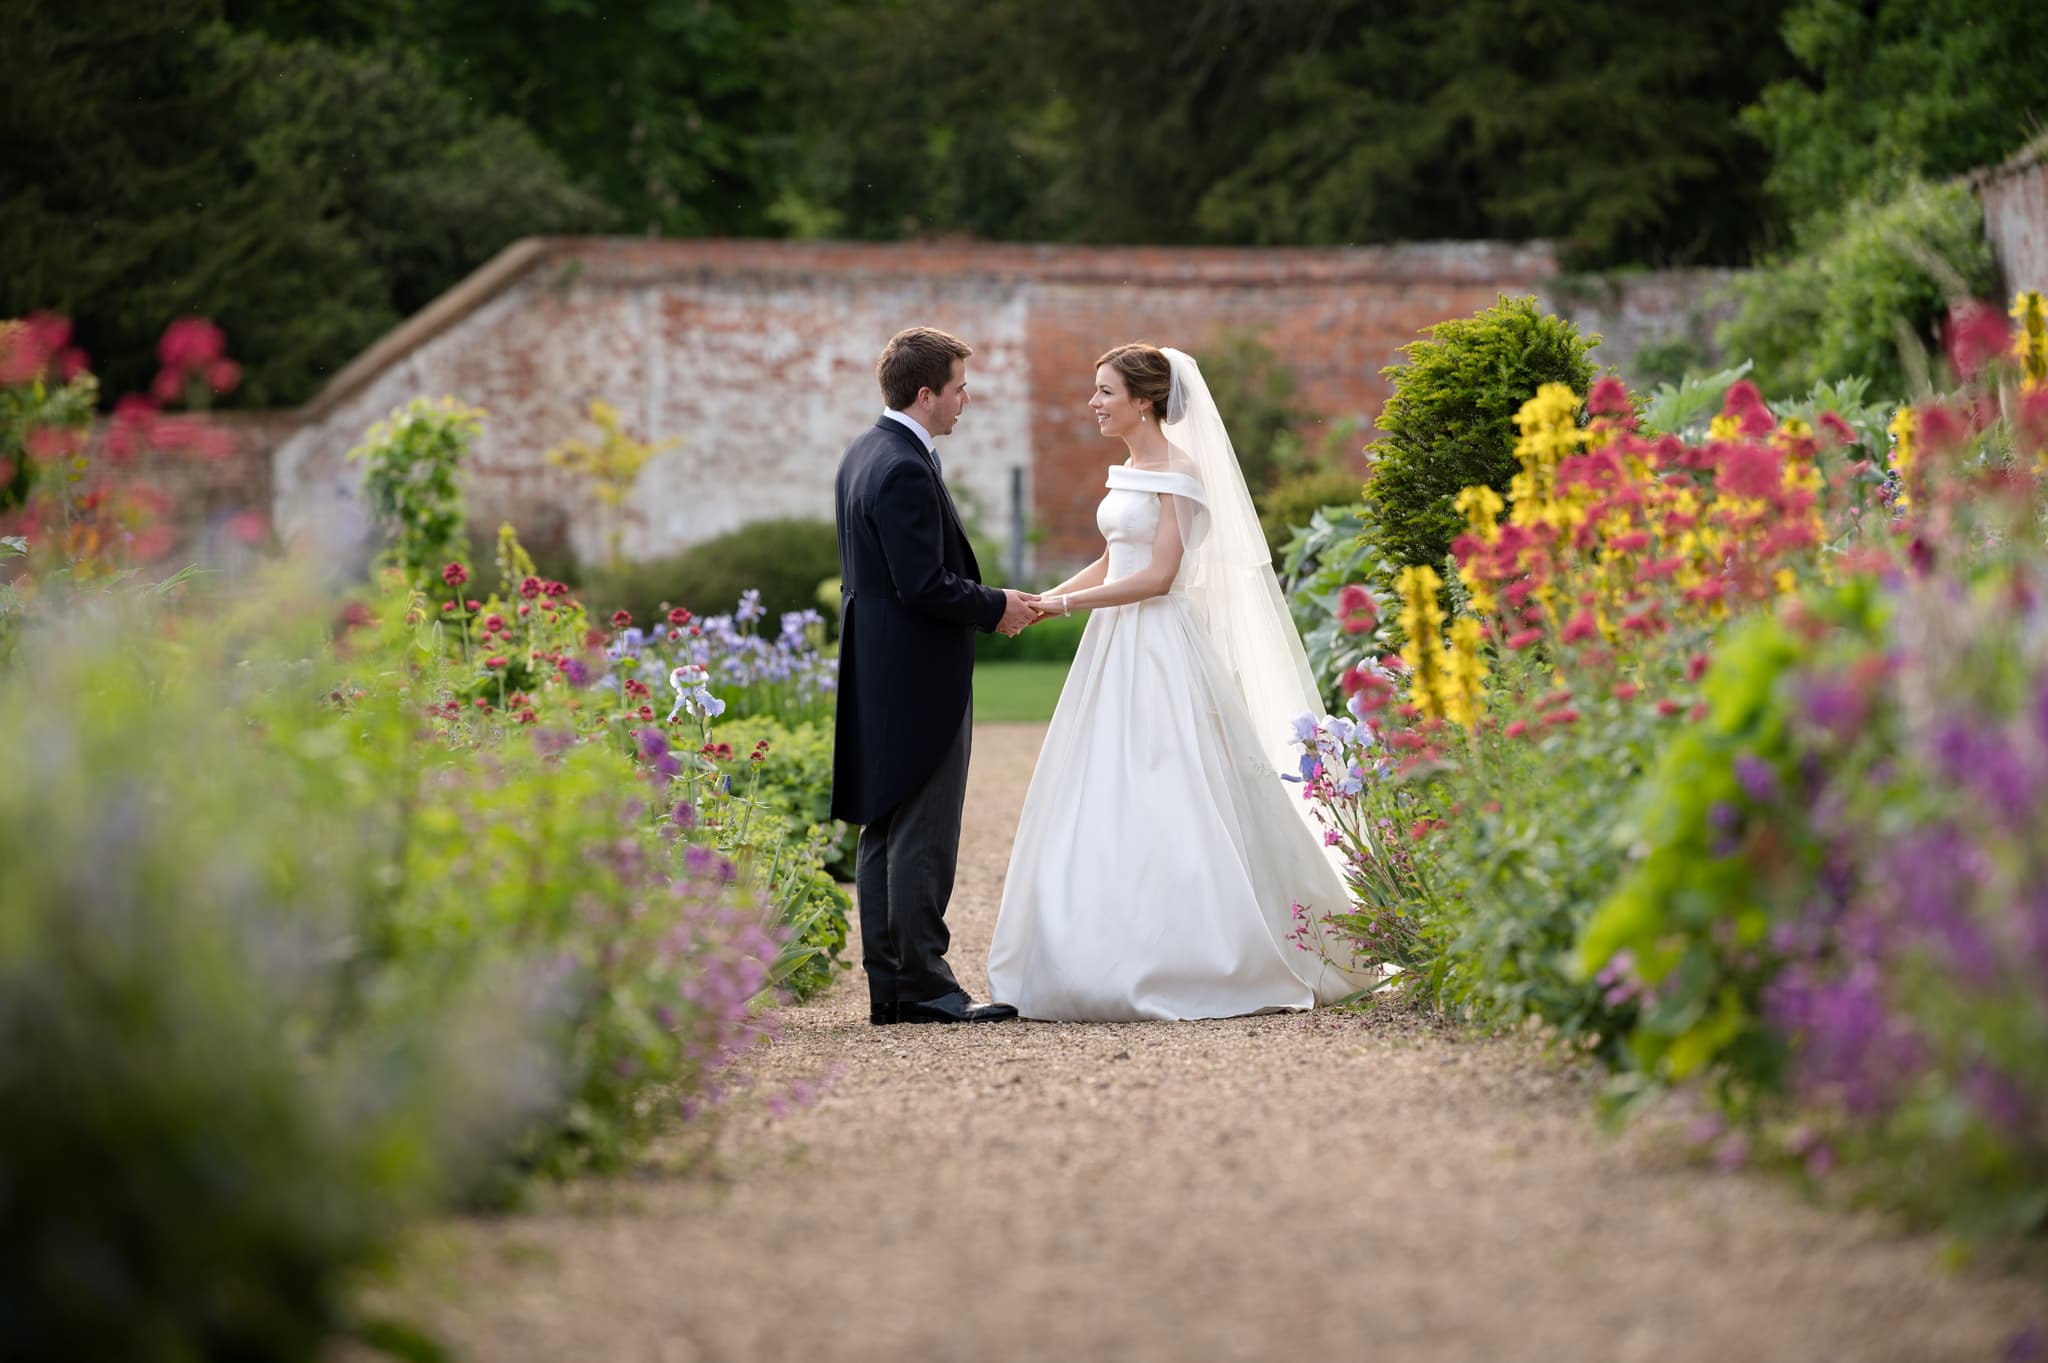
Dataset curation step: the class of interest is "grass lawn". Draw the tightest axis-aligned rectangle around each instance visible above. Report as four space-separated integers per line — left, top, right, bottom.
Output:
973 660 1070 723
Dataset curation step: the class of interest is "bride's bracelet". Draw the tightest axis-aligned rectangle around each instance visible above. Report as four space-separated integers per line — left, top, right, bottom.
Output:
1059 594 1073 616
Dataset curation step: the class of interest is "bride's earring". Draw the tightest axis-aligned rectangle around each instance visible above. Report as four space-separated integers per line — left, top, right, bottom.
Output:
1141 411 1148 424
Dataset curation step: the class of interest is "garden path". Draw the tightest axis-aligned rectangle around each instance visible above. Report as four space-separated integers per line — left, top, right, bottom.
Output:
403 722 2046 1363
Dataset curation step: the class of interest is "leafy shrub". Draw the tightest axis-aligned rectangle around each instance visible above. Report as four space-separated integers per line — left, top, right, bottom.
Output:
348 396 484 588
1279 501 1378 708
1198 328 1309 494
1717 177 2001 401
1361 295 1599 574
1257 468 1363 563
977 608 1088 662
0 592 556 1362
715 714 854 881
581 518 840 631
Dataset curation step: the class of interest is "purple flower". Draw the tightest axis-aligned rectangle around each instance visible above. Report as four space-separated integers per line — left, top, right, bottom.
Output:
1799 676 1867 742
671 800 697 829
736 589 764 624
1733 753 1778 804
1884 827 1996 984
636 728 670 762
561 656 592 688
1964 1063 2030 1135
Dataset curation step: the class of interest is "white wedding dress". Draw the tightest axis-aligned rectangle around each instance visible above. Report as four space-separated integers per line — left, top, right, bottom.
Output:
986 452 1362 1022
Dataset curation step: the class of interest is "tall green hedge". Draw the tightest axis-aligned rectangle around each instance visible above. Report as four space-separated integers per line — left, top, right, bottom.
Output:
1361 295 1599 572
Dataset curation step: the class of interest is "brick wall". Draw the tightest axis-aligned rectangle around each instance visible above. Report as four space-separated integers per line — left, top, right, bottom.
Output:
269 236 1737 579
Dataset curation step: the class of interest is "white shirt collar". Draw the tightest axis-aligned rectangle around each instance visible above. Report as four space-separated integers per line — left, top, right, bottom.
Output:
881 408 935 454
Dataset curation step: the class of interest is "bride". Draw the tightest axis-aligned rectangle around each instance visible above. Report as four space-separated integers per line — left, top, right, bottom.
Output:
986 343 1365 1022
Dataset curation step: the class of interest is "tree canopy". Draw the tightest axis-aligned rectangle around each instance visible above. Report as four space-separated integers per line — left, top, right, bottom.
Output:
8 0 2045 405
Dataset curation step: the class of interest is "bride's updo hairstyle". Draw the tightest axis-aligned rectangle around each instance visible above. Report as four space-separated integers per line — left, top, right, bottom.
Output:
1096 342 1184 423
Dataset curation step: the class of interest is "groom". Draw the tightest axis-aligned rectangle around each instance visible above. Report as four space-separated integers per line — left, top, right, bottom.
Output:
831 326 1035 1026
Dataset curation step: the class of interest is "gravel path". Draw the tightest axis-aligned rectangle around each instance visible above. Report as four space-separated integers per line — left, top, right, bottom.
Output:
402 722 2046 1363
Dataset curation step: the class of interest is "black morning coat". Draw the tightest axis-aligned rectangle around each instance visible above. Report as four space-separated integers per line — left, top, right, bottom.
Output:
830 417 1006 824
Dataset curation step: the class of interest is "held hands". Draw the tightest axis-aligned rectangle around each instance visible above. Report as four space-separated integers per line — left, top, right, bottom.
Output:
997 589 1073 637
997 588 1039 638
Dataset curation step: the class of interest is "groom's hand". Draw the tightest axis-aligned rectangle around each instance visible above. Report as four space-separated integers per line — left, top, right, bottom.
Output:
997 588 1038 637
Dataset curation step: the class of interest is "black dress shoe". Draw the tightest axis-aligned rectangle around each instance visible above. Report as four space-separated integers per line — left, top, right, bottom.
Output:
870 1002 898 1025
897 991 1019 1024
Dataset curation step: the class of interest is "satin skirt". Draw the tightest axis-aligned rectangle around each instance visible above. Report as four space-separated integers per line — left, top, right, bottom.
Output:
987 593 1357 1022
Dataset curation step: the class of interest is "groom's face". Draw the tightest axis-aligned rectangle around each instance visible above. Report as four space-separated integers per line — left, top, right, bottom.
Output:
923 359 969 437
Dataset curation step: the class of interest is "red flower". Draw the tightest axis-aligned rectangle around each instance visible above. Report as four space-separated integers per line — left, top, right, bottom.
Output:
668 606 692 626
157 317 225 370
1505 628 1542 650
1612 682 1638 701
1560 609 1598 644
1943 300 2012 381
473 697 492 711
1609 530 1650 554
1915 401 1967 457
1505 719 1528 738
442 561 469 588
519 576 544 599
1687 655 1710 682
206 360 241 395
1541 708 1580 727
637 704 654 720
1538 688 1573 710
1817 411 1855 446
483 614 506 633
518 603 532 617
484 655 507 670
466 598 480 611
1587 375 1633 417
1337 582 1379 635
2015 386 2048 457
611 609 632 628
517 708 538 725
1656 699 1683 717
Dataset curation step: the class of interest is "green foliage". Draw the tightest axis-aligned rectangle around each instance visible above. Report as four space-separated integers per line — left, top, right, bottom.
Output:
1258 469 1365 565
0 1 607 407
1639 359 1756 437
714 714 853 883
349 396 483 588
0 588 556 1360
1716 178 2002 401
1361 296 1600 572
1194 0 1796 266
1743 0 2048 232
1198 329 1311 495
580 519 841 632
1279 502 1378 708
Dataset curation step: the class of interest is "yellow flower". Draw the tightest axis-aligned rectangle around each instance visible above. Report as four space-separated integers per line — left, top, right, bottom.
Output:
1396 565 1452 723
1774 567 1796 596
1454 484 1505 543
2014 290 2048 389
1509 384 1585 529
1443 616 1488 729
1888 405 1916 508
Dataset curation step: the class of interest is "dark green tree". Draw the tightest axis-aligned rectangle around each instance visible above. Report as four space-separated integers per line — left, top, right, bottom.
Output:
2 0 606 406
1197 0 1796 265
1743 0 2048 234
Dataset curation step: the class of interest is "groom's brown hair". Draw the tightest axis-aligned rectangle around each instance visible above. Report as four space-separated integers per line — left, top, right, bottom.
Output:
877 327 973 410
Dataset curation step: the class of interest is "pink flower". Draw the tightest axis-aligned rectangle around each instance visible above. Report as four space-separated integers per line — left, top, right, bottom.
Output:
206 359 241 395
1817 411 1855 446
156 317 225 370
1506 627 1542 650
1560 609 1598 644
442 561 469 588
225 510 268 545
1942 300 2011 381
611 609 632 628
1587 376 1632 416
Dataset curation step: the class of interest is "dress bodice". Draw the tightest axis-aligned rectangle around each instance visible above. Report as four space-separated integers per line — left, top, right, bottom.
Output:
1098 465 1207 587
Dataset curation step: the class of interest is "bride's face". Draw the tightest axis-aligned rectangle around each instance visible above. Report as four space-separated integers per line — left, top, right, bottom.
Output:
1089 364 1143 439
